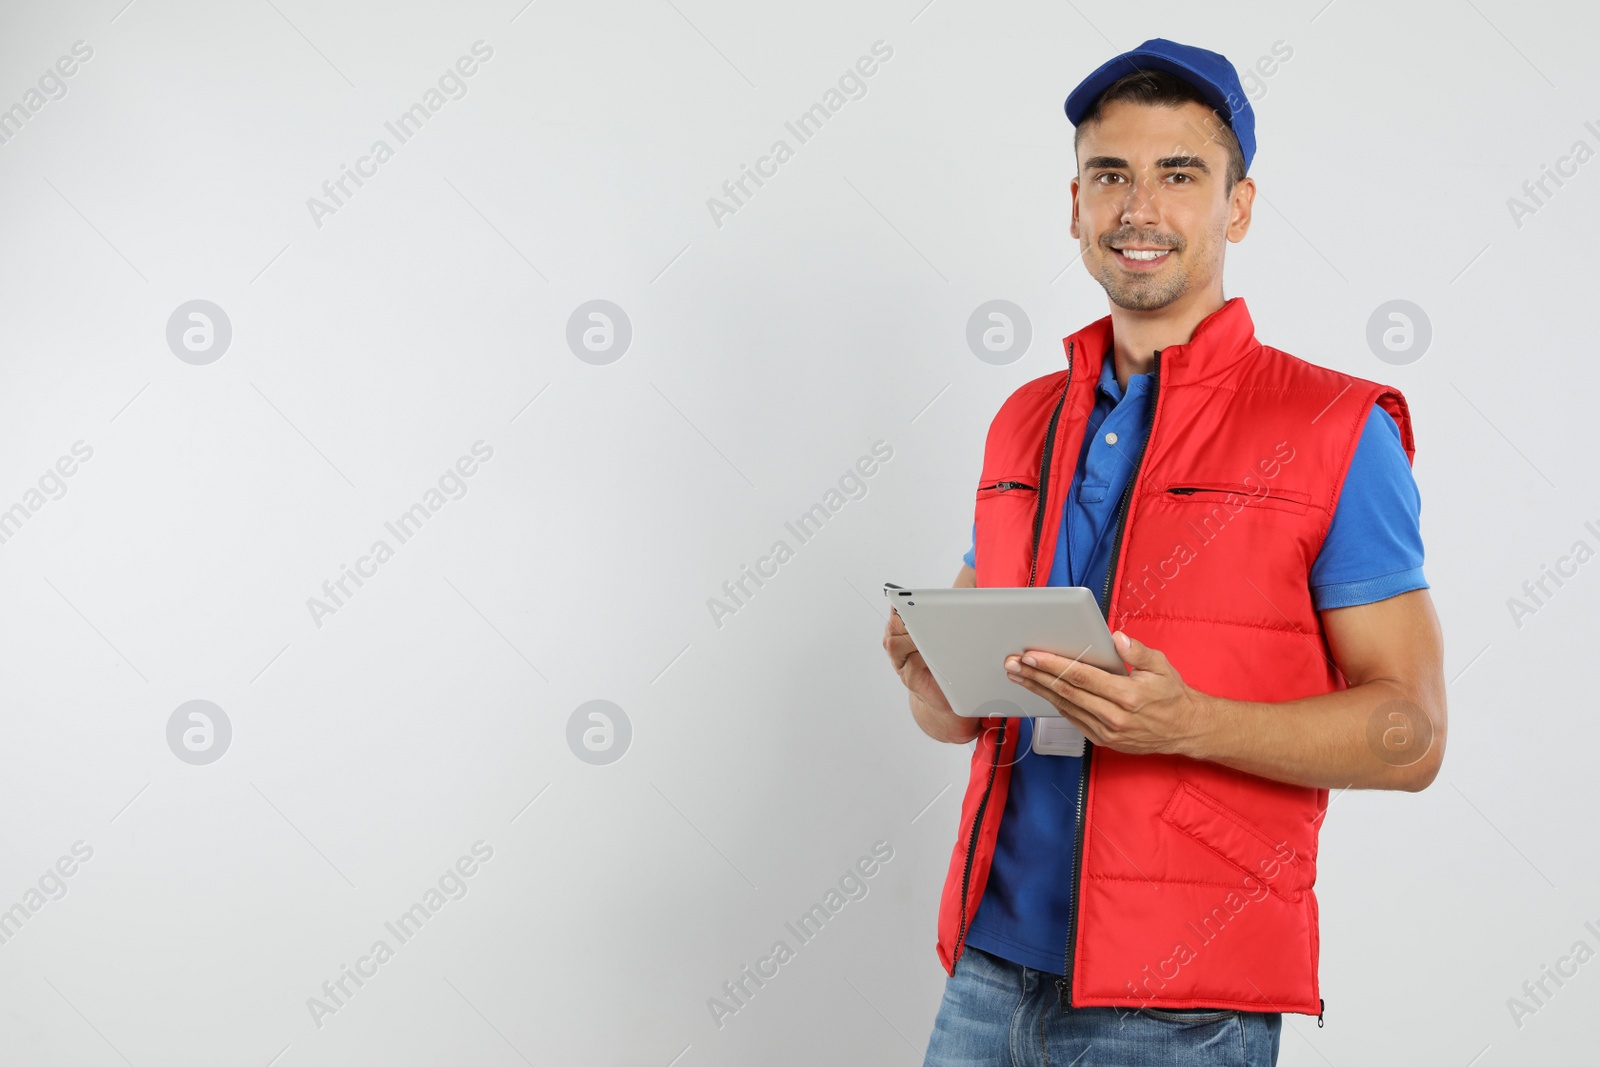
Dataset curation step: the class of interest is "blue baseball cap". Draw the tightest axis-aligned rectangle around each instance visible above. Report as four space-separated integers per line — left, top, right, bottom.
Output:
1064 38 1256 173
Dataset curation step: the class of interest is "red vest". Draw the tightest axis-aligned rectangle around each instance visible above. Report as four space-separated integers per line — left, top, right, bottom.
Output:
936 297 1413 1018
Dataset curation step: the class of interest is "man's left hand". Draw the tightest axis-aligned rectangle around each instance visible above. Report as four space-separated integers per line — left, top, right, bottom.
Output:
1004 632 1213 757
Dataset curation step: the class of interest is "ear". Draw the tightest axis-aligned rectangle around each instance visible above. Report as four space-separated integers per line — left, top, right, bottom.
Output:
1226 176 1255 243
1069 175 1081 240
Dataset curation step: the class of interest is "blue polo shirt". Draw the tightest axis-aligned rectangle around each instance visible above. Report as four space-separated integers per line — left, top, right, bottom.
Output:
959 350 1428 974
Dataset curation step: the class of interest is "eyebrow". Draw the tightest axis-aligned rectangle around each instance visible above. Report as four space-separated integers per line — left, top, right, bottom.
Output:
1082 154 1211 173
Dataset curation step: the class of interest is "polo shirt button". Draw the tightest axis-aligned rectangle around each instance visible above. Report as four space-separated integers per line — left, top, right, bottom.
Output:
1104 431 1118 445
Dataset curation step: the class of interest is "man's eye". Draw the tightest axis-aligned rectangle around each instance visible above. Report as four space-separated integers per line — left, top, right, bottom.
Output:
1167 172 1194 183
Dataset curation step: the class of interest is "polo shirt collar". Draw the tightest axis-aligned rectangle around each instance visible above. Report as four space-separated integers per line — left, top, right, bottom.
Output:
1097 342 1154 405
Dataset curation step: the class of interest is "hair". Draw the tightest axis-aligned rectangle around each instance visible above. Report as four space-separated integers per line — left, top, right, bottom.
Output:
1073 68 1247 194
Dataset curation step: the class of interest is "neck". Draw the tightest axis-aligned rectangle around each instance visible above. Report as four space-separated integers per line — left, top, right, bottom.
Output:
1108 287 1226 390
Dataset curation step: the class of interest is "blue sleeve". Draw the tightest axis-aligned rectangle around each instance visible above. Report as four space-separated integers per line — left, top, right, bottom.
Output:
1309 404 1428 609
963 522 976 569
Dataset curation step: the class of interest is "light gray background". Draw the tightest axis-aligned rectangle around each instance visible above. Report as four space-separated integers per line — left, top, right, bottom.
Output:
0 0 1593 1064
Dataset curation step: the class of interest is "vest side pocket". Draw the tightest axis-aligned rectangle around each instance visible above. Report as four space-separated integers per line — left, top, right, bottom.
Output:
1159 780 1310 902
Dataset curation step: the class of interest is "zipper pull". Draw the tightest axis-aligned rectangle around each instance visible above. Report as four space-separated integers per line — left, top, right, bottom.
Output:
1055 976 1071 1012
1317 998 1325 1028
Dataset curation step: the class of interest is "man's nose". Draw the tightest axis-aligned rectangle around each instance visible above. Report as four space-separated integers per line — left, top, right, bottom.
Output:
1119 175 1162 226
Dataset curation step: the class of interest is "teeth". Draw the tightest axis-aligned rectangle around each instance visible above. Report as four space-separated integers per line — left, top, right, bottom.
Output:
1118 248 1169 261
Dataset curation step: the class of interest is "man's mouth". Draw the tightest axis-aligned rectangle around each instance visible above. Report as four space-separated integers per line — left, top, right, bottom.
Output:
1111 246 1172 267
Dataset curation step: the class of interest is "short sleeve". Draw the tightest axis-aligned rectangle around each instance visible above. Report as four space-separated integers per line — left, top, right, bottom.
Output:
1309 404 1428 609
963 521 976 570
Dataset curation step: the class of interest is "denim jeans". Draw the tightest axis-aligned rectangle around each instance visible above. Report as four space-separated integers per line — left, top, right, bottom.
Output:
923 945 1282 1067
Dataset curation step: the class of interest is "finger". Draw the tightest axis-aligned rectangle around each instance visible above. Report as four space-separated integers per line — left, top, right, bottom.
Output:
1054 702 1110 747
1113 631 1169 675
884 626 917 653
889 638 926 674
882 622 899 656
1006 673 1111 734
1008 668 1127 731
1008 675 1111 745
1007 650 1135 707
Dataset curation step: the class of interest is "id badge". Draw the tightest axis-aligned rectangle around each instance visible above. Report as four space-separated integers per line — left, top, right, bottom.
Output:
1030 716 1085 757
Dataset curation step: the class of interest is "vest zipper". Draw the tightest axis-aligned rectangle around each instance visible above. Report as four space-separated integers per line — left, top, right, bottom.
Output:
953 719 1004 962
1057 349 1162 1012
951 344 1076 969
1027 354 1074 588
978 480 1037 492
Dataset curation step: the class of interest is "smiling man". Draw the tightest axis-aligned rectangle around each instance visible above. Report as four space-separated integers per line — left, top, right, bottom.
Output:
882 38 1446 1066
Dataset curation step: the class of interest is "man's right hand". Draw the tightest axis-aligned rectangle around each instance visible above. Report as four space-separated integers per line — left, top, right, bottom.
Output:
883 565 982 744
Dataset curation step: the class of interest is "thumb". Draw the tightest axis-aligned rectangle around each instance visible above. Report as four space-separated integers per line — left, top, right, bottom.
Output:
1113 630 1154 665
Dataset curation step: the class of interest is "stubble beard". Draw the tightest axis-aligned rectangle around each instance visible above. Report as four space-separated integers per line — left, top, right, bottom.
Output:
1092 240 1188 311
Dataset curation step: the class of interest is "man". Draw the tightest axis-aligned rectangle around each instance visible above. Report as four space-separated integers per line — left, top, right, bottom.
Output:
882 39 1446 1066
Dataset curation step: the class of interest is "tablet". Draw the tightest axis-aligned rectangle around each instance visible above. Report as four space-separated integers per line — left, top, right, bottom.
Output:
884 584 1127 756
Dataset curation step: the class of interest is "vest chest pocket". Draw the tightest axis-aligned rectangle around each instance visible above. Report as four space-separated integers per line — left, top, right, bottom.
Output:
973 477 1041 581
977 478 1038 499
1160 480 1312 517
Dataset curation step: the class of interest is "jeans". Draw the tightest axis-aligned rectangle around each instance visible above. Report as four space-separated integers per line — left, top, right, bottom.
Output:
924 945 1282 1067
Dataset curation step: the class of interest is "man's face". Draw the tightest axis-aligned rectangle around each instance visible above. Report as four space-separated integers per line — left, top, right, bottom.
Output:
1070 98 1252 311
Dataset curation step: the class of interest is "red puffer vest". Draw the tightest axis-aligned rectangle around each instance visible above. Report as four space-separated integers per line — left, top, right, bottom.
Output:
936 296 1413 1019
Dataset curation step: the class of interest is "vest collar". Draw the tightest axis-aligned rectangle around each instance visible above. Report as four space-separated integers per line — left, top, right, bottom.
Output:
1061 296 1259 387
